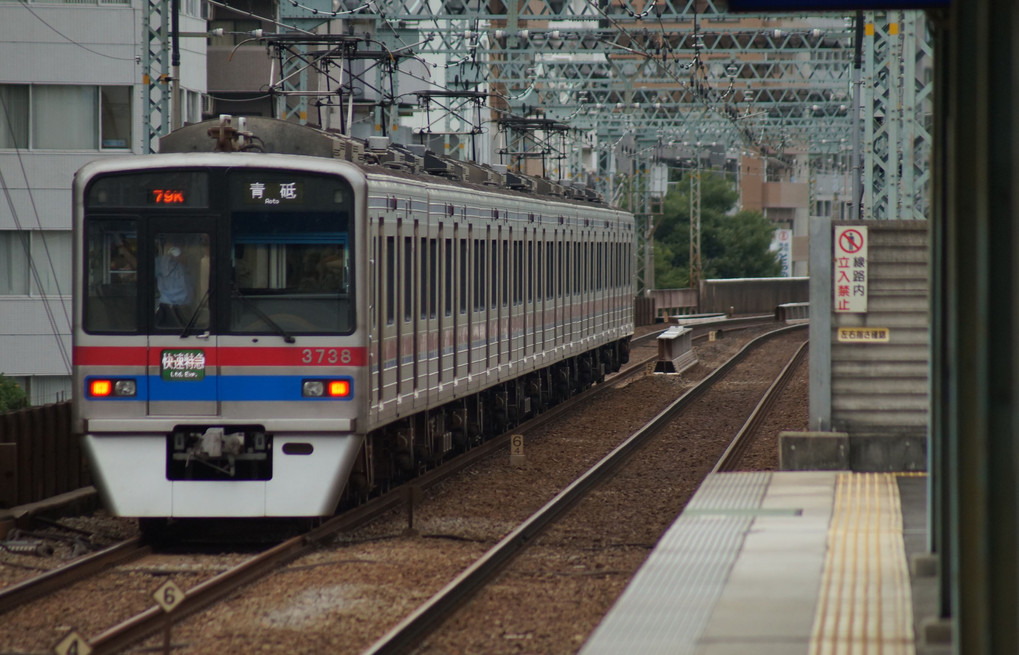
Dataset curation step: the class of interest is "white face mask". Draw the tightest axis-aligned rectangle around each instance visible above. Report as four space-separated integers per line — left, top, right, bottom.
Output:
169 247 182 257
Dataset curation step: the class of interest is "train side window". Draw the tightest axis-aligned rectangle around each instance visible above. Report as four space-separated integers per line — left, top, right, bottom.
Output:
502 240 508 307
574 243 580 294
589 242 594 293
536 242 542 303
430 238 437 319
459 238 467 315
490 238 497 310
420 236 427 320
514 241 522 305
444 238 452 317
546 238 554 300
610 242 616 288
404 236 412 322
479 238 487 310
472 239 480 311
558 241 563 297
565 238 570 297
386 236 395 325
527 241 533 303
599 240 603 292
616 242 622 288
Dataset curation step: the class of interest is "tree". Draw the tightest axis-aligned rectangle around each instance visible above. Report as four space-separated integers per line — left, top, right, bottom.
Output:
653 170 782 287
0 374 28 413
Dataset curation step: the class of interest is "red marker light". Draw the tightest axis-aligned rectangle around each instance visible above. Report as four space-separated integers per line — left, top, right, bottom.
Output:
328 380 351 397
90 379 113 397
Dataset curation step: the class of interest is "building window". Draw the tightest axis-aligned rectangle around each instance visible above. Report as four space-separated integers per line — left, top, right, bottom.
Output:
0 231 30 295
0 84 131 151
30 231 72 296
34 85 97 149
0 85 28 148
100 86 131 148
0 231 71 296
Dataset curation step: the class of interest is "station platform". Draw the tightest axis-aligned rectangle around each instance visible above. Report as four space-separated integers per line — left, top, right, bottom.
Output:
582 471 930 655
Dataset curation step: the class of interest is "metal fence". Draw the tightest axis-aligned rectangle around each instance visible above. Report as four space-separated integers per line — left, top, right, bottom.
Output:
0 402 89 508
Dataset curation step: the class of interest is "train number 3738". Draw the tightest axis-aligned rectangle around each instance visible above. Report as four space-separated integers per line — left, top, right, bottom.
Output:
301 348 353 365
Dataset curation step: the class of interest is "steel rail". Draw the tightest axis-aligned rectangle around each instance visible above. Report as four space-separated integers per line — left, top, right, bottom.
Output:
0 538 149 615
362 323 807 654
74 337 657 653
43 320 780 652
713 339 809 473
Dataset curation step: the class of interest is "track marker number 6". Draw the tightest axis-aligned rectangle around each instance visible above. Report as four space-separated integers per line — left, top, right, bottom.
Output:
154 579 185 613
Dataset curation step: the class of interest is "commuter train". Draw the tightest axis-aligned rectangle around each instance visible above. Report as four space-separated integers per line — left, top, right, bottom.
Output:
72 116 634 524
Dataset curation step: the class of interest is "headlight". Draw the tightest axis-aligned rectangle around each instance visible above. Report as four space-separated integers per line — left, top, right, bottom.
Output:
303 380 325 397
302 379 352 398
88 378 137 397
114 379 137 396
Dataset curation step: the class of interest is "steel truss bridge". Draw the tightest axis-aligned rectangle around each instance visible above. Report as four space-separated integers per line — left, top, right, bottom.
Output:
142 0 933 290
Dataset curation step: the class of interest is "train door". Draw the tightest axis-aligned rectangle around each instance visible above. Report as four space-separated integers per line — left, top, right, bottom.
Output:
554 230 561 348
565 230 573 346
146 222 217 417
456 228 468 381
501 229 510 370
470 225 484 376
378 216 400 418
486 226 495 370
511 233 522 368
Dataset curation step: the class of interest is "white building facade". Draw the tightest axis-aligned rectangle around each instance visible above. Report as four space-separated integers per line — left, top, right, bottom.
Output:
0 0 206 404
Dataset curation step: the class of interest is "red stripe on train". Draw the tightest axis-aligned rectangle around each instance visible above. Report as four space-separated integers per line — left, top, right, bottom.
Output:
74 346 367 367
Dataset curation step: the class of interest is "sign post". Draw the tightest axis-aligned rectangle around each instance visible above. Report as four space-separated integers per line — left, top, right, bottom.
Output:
153 580 185 655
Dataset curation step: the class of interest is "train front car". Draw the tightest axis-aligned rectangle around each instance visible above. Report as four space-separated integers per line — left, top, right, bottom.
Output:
72 154 368 519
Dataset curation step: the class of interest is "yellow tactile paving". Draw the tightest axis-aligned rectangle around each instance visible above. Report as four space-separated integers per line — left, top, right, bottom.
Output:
810 473 917 655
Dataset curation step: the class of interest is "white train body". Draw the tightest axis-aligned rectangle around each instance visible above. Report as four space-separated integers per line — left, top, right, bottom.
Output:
72 118 633 519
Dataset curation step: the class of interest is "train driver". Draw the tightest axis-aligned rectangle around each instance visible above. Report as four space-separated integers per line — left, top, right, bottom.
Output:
155 236 194 327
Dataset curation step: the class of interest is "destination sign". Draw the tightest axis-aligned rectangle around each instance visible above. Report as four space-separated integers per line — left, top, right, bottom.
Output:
241 181 305 206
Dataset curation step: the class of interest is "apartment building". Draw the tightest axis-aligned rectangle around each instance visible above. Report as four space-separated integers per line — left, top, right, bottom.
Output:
0 0 206 404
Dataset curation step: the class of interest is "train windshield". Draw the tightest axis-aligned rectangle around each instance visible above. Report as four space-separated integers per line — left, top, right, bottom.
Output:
230 215 351 335
82 168 355 337
228 172 353 335
84 221 140 333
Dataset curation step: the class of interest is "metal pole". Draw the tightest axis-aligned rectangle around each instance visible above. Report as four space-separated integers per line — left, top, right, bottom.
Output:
851 10 863 219
171 0 181 130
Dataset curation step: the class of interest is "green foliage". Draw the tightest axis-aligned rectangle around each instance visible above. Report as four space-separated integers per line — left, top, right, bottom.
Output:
0 374 28 413
653 171 782 287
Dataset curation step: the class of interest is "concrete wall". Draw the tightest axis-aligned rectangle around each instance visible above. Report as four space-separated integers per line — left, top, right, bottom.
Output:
699 277 810 315
829 220 929 437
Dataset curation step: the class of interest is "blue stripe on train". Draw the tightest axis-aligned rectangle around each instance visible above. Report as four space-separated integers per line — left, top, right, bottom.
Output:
86 376 353 402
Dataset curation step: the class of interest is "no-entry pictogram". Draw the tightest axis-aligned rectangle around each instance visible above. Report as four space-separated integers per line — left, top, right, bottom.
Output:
834 226 868 313
838 229 865 254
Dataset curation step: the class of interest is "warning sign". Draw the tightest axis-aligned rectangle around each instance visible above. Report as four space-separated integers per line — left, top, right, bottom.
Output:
834 226 868 313
837 327 890 343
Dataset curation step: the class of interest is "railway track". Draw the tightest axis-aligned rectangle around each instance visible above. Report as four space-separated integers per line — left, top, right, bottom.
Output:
362 323 807 654
0 316 795 654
